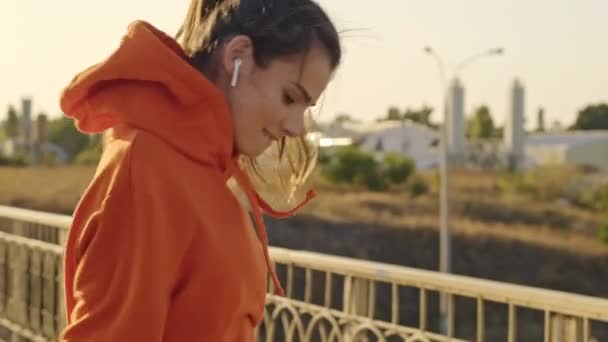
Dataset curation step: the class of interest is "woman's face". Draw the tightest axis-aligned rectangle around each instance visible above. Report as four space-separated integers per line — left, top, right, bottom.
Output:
221 36 333 157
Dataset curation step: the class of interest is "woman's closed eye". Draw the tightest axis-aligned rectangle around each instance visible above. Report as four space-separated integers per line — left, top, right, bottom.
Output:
283 91 296 105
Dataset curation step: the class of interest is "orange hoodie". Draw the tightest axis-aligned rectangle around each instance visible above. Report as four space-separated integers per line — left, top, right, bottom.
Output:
59 20 312 341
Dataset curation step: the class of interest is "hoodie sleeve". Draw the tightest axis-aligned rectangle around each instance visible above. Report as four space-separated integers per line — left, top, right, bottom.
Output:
61 138 188 342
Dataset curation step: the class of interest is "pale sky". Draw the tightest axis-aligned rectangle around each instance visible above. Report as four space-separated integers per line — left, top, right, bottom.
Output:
1 1 607 129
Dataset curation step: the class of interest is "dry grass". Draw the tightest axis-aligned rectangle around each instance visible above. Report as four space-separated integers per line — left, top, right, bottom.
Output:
302 191 607 256
0 166 95 215
305 167 606 255
0 165 605 256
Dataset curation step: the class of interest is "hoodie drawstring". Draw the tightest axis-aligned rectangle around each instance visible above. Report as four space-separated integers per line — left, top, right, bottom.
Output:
256 190 316 219
225 161 285 296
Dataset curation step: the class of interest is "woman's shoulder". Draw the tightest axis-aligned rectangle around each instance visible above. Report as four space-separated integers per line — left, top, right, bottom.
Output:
81 125 231 213
128 128 224 186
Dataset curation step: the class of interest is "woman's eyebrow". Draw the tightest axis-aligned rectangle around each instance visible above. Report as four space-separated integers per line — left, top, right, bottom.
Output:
293 82 315 106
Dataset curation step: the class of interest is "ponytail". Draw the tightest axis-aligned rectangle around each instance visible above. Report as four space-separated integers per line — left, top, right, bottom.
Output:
176 0 239 56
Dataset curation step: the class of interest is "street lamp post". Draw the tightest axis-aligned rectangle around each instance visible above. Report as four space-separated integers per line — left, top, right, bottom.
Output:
424 46 503 336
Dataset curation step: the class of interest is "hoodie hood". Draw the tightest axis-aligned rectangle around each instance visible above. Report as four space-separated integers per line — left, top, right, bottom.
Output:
60 20 234 170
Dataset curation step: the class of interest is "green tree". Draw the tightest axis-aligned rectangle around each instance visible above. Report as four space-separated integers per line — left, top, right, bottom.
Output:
468 105 495 140
571 104 608 130
403 106 434 127
333 113 359 125
48 116 90 161
377 106 435 128
492 126 504 139
386 106 401 121
3 105 19 139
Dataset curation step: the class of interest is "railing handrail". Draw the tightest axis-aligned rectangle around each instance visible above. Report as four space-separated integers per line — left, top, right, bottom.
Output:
270 247 608 322
0 231 64 255
0 205 71 230
2 204 608 323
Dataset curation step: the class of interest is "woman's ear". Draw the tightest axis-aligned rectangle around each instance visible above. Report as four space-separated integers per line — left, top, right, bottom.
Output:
222 35 254 77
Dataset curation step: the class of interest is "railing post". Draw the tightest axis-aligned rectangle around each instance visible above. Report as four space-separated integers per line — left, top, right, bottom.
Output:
7 221 30 342
11 220 25 237
0 239 7 314
42 251 58 339
343 277 373 341
10 332 25 342
57 256 66 335
58 228 69 248
550 313 585 342
28 248 42 334
7 222 29 328
351 278 370 316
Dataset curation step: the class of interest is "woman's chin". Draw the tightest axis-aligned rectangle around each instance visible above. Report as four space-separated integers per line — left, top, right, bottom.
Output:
236 140 271 158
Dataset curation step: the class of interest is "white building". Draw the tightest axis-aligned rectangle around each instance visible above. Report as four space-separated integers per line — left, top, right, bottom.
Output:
525 130 608 170
317 120 440 170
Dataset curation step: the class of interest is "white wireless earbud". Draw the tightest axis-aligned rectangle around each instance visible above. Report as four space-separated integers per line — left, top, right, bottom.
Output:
231 58 242 87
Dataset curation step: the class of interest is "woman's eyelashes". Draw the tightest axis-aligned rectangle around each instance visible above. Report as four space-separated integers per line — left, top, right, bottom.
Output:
282 91 296 105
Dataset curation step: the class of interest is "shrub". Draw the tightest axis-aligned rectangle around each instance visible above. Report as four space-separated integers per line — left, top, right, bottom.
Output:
354 170 388 191
500 165 582 201
382 153 415 184
323 147 391 191
598 223 608 244
75 145 102 166
322 147 419 192
406 176 429 197
0 154 28 167
324 147 377 183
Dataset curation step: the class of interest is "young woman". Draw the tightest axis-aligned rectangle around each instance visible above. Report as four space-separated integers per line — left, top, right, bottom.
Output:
59 0 341 340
